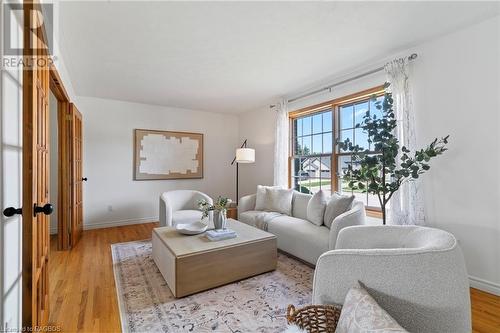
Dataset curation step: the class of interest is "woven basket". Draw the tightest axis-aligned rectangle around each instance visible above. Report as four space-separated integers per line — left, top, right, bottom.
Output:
286 304 342 333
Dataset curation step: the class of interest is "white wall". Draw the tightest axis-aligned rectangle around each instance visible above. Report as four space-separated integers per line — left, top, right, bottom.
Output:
49 92 58 235
238 15 500 294
412 16 500 295
76 96 239 229
238 106 276 197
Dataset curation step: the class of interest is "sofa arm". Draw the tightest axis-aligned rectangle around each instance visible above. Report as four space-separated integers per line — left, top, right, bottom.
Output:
159 194 173 227
238 194 256 216
328 202 366 250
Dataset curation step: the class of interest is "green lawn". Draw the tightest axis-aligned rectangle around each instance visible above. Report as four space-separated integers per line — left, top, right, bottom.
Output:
298 179 331 187
298 178 365 193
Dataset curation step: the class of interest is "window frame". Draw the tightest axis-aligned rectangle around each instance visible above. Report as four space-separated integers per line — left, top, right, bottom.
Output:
288 85 385 214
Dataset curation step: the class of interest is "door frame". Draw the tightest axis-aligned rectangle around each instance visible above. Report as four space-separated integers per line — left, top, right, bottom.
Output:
49 66 72 250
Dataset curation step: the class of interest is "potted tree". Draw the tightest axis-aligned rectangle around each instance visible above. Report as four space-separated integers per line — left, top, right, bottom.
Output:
339 84 449 225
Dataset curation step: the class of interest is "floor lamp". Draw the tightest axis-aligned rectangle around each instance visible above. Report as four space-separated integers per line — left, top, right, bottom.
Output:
231 139 255 204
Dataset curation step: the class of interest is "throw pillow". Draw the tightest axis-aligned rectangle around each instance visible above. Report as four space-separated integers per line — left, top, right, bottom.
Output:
324 192 355 228
307 190 328 226
255 185 277 211
335 285 408 333
267 188 294 215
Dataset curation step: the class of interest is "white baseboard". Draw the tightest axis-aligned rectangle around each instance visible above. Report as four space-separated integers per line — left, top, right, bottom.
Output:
50 217 156 234
469 275 500 296
83 217 158 230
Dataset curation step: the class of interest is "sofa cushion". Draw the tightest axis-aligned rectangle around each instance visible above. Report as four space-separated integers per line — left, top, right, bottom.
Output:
307 190 328 226
292 191 312 220
324 193 355 228
267 215 330 265
336 285 408 333
172 210 202 226
267 188 294 215
255 185 279 211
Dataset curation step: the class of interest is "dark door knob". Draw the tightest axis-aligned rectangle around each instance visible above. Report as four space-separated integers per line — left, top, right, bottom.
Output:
3 207 22 217
33 203 53 217
82 177 87 181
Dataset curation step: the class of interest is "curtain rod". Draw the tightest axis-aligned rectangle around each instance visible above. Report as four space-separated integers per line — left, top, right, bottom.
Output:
281 53 418 105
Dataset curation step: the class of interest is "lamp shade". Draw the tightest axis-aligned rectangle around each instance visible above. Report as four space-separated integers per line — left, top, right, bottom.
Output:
235 148 255 163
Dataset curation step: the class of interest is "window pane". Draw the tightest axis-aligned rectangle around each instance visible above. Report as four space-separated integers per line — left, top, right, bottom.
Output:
312 114 322 134
302 136 311 155
293 177 308 194
303 178 321 194
303 116 312 135
323 133 332 153
353 192 368 206
354 128 369 151
320 156 331 180
294 137 302 155
368 193 381 208
339 129 354 151
337 155 351 181
301 157 316 178
320 182 332 196
292 157 304 177
297 178 313 194
323 111 332 132
312 134 322 154
354 102 369 127
340 105 353 130
296 118 303 137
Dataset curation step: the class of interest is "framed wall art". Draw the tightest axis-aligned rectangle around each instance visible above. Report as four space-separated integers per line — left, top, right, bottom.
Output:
134 129 204 180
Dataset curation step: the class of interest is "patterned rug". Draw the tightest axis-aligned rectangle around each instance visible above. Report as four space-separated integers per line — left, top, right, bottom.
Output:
111 240 313 333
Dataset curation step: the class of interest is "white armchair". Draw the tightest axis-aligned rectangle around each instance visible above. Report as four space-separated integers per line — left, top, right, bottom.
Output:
159 190 213 227
312 225 471 333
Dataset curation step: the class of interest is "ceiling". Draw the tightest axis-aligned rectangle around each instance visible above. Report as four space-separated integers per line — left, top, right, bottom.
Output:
57 1 499 113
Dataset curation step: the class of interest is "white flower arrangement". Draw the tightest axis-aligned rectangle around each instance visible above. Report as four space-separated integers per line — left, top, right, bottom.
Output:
198 196 232 219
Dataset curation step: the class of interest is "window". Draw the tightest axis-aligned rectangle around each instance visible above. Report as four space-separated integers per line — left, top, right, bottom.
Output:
291 109 333 195
289 86 384 211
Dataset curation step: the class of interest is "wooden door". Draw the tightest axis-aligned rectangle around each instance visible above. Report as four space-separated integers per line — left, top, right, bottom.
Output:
71 104 83 246
22 1 52 327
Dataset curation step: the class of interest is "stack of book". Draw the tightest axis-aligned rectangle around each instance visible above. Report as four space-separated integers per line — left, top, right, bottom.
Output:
206 229 237 241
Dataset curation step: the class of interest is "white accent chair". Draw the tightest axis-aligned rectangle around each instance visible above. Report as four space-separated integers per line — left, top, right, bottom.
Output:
313 225 471 333
159 190 213 227
238 191 366 265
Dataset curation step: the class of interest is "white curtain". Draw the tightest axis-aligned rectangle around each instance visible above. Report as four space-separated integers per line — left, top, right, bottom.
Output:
385 58 425 225
273 98 289 188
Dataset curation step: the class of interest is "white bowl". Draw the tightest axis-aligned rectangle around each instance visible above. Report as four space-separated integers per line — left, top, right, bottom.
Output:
175 221 208 235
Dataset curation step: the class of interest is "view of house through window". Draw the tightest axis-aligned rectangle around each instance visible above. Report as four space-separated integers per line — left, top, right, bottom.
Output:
290 90 384 211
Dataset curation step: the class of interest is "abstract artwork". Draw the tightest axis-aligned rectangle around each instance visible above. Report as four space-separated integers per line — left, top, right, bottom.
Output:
134 129 203 180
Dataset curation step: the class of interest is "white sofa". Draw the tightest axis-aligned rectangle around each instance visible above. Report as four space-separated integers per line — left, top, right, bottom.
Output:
313 225 471 333
159 190 213 227
238 191 365 265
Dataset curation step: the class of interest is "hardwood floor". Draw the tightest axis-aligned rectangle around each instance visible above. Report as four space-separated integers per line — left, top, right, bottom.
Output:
49 223 500 333
48 222 157 332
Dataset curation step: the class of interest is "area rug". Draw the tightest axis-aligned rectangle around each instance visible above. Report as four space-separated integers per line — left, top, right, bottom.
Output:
111 240 313 333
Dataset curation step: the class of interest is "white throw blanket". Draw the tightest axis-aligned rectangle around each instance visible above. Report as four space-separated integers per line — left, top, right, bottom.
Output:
255 212 282 231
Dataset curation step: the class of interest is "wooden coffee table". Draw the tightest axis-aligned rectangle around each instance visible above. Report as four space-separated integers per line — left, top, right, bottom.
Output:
152 218 277 298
